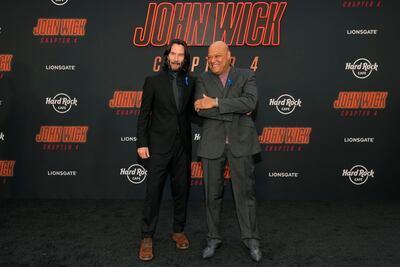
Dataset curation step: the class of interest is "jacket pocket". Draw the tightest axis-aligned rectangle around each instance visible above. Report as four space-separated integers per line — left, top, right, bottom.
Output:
239 116 255 127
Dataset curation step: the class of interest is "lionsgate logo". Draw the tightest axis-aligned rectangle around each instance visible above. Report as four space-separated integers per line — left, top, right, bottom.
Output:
344 137 374 143
269 94 302 115
45 65 76 71
346 29 378 35
51 0 68 6
120 164 147 184
268 171 299 178
46 93 78 113
342 165 374 185
345 58 378 79
120 136 137 142
47 170 77 176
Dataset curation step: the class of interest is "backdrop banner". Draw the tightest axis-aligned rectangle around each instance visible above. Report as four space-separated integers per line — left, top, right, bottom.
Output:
0 0 398 200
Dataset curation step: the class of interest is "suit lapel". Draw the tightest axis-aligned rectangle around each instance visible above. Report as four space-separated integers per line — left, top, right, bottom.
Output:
223 67 239 98
207 73 224 97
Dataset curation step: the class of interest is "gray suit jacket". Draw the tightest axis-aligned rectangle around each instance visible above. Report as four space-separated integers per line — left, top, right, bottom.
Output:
195 67 261 159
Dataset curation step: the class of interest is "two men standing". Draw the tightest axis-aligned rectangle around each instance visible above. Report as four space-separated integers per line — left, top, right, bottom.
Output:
136 39 262 262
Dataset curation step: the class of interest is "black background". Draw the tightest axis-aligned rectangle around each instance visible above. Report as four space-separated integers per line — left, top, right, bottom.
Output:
0 0 399 200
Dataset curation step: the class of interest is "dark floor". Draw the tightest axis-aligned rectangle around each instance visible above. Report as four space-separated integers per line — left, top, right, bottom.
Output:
0 200 399 267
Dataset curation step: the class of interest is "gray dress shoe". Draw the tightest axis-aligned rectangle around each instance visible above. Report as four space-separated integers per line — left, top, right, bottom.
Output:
243 238 262 262
202 239 222 259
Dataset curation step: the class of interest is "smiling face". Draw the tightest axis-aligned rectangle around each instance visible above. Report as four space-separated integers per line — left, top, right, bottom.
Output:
207 41 231 75
167 43 185 71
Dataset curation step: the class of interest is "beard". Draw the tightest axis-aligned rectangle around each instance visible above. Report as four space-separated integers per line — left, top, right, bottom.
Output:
168 59 184 71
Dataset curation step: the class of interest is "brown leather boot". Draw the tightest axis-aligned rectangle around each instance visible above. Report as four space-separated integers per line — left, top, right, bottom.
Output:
172 232 189 249
139 237 153 261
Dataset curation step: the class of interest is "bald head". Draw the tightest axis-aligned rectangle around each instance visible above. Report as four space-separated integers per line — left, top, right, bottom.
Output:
207 41 231 75
209 41 229 53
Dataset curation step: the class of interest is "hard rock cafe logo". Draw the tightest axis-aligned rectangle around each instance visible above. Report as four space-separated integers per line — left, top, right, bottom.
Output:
51 0 68 6
109 91 142 116
35 126 89 151
259 127 312 152
33 18 87 44
345 58 378 79
193 133 201 141
0 160 16 184
269 94 302 115
333 91 388 117
191 162 230 186
342 165 374 185
120 164 147 184
45 93 78 113
0 54 13 79
133 2 287 47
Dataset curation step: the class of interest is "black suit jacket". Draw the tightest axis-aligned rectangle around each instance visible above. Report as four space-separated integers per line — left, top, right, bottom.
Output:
137 70 195 154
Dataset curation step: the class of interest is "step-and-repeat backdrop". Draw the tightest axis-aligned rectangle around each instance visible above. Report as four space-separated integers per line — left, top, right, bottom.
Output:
0 0 398 199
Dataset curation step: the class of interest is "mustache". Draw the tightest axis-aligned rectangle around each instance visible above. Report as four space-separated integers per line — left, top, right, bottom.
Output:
169 61 182 65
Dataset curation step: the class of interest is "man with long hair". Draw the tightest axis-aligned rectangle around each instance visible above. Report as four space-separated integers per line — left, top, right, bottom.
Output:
137 39 195 261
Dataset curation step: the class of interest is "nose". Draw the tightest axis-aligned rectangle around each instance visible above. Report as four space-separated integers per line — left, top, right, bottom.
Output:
209 56 216 64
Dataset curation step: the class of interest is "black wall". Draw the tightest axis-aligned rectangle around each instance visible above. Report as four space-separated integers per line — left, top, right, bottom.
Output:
0 0 399 200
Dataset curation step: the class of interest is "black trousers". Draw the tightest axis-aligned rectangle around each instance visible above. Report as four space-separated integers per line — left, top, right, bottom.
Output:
141 136 190 238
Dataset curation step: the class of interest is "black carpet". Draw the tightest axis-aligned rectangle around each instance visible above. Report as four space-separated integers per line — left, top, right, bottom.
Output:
1 200 399 266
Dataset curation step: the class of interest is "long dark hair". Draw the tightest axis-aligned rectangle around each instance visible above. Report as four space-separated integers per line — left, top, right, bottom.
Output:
162 39 191 73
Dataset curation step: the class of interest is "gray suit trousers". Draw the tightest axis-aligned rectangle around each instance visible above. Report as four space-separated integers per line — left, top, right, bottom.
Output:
202 144 260 242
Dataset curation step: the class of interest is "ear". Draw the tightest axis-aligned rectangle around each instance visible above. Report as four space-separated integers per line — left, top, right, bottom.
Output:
227 51 232 65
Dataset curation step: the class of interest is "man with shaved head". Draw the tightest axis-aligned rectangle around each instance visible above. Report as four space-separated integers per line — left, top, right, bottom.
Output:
194 41 262 262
